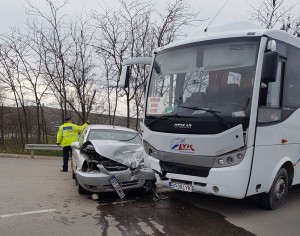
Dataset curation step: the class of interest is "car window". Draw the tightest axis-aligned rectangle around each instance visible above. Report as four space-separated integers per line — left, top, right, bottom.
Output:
87 129 142 145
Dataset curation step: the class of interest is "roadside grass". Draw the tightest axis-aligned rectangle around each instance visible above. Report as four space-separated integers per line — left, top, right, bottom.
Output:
27 150 62 157
0 135 62 157
1 149 62 157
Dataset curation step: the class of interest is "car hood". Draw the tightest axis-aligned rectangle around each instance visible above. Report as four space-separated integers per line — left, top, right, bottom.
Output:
89 140 144 168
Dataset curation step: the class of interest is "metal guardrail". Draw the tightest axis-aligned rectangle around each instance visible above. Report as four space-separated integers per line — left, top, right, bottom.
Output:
25 144 62 159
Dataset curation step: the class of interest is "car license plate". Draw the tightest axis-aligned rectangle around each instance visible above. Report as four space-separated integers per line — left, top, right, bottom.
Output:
108 175 125 199
169 181 192 192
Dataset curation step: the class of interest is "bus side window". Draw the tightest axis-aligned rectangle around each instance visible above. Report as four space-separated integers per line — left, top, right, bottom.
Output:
283 45 300 109
266 61 284 107
258 60 285 123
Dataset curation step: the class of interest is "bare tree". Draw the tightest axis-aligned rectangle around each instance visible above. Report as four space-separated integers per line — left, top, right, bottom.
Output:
98 53 118 124
0 38 29 147
25 0 71 122
25 0 97 123
93 0 202 128
281 15 300 37
248 0 293 29
0 0 205 152
65 18 97 122
5 29 50 143
92 6 130 125
0 84 5 147
156 0 200 47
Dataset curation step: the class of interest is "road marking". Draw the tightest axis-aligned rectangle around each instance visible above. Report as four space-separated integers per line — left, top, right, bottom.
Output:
0 209 57 219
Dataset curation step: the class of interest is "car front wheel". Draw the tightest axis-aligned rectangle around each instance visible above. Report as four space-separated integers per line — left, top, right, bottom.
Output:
78 184 90 195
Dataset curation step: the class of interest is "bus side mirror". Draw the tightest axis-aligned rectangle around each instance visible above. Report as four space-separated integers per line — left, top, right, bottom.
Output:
261 51 279 84
119 66 130 88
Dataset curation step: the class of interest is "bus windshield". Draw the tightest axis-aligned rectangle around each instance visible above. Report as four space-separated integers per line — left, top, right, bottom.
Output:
146 38 259 134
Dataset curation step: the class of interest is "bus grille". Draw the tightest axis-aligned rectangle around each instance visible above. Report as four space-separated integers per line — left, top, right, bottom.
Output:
160 161 210 177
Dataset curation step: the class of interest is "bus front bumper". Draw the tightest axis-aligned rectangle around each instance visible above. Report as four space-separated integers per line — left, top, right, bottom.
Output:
147 148 253 199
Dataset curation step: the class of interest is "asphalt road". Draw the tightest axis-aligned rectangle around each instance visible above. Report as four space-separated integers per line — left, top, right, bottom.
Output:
0 155 299 236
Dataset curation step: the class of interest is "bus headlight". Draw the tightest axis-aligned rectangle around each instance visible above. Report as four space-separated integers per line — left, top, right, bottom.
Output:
237 153 244 159
213 149 246 168
218 158 224 166
227 156 234 164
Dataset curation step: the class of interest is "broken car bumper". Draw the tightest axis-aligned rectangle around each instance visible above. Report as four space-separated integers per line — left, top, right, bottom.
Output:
75 168 155 193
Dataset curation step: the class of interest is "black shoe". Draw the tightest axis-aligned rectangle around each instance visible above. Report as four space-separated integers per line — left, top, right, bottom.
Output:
60 170 68 172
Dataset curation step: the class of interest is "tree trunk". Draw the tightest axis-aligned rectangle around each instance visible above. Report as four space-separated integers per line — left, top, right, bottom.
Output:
36 102 41 144
40 104 48 144
126 90 130 128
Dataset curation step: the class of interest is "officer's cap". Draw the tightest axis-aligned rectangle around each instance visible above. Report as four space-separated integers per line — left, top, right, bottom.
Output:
65 116 72 121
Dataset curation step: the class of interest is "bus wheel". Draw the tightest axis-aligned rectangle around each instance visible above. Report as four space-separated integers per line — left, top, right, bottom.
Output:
261 168 288 210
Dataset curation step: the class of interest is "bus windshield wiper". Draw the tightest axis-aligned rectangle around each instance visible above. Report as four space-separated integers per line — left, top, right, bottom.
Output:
145 114 197 127
145 115 172 127
177 105 232 128
178 105 221 113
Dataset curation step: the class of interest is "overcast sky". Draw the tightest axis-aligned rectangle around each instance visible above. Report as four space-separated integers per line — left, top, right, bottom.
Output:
1 0 299 113
0 0 299 36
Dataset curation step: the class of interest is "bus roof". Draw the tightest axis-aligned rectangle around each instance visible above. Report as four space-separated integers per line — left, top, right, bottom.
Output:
157 21 300 51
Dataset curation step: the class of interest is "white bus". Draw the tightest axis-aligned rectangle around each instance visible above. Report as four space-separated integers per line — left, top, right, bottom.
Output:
120 22 300 209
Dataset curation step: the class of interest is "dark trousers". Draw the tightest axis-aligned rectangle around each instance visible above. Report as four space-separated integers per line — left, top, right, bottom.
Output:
62 146 72 171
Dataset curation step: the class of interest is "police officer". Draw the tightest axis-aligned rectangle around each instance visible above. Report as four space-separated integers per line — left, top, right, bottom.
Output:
56 116 88 172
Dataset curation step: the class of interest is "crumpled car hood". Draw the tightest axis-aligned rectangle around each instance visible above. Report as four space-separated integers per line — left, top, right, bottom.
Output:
88 140 144 168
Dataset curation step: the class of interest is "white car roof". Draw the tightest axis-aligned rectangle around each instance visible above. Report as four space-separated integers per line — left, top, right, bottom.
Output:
157 21 300 52
87 124 138 133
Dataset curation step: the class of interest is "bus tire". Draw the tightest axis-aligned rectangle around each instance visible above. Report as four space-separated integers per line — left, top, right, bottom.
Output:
261 168 288 210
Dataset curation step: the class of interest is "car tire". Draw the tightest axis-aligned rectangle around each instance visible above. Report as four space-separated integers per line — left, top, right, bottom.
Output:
261 168 288 210
78 183 89 195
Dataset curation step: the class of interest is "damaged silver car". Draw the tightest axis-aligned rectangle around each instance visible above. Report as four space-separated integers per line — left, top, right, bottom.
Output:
71 125 155 197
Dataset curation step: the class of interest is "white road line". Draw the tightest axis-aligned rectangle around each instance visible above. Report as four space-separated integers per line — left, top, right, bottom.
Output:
0 209 57 219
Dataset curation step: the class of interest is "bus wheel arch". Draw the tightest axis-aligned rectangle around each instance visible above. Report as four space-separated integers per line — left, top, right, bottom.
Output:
261 161 293 210
282 161 294 188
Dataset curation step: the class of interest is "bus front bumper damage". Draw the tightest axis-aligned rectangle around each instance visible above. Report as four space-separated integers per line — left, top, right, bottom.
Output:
147 147 254 199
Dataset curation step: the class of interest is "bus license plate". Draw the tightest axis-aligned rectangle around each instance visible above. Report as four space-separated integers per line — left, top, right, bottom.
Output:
108 175 125 199
169 181 192 192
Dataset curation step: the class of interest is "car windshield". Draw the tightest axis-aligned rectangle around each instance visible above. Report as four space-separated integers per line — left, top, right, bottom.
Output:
87 129 142 145
146 38 259 134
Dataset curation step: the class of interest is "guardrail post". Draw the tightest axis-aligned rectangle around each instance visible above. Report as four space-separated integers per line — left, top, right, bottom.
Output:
31 150 34 159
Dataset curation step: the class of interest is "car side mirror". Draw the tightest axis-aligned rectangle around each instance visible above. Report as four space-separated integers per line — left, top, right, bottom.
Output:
119 66 130 88
261 51 279 84
71 142 80 150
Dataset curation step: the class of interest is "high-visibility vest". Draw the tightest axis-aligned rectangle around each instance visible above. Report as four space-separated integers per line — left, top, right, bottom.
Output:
56 122 88 147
